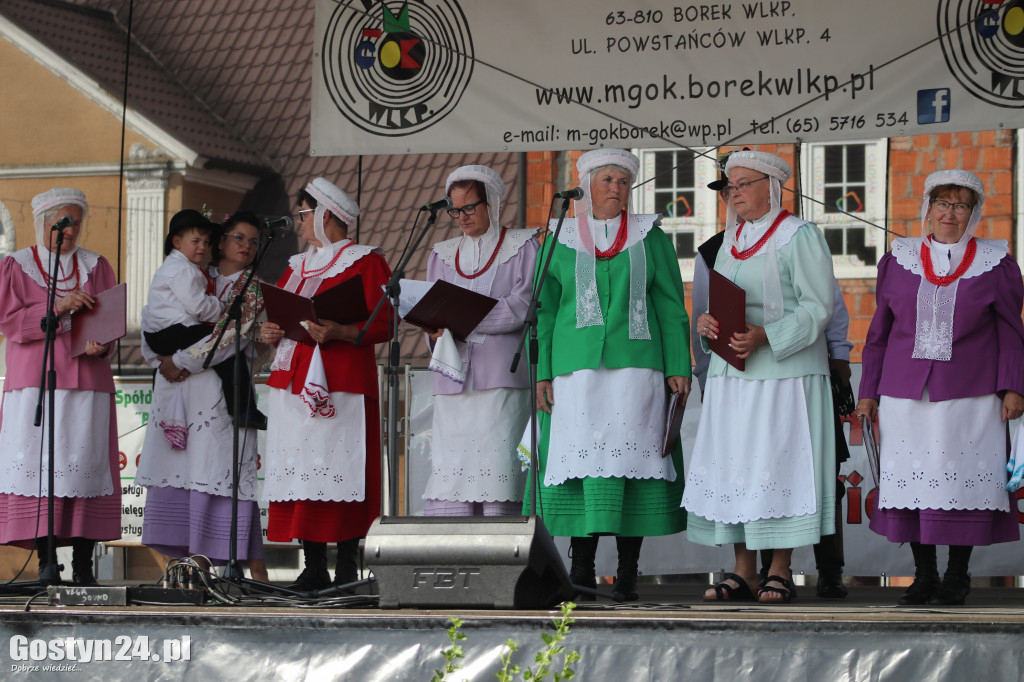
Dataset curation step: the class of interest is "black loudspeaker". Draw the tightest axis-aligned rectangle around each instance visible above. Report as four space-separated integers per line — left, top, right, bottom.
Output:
365 515 574 609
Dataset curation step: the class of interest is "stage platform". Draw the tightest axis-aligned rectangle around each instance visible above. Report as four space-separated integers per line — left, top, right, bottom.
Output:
2 582 1023 681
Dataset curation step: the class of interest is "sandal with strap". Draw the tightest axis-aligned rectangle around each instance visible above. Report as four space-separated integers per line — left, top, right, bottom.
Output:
758 574 796 604
703 573 756 602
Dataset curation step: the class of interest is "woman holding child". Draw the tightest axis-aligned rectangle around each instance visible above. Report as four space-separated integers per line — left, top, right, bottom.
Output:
137 210 268 580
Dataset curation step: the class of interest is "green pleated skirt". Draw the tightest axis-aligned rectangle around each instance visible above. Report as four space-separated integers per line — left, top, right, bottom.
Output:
523 409 686 537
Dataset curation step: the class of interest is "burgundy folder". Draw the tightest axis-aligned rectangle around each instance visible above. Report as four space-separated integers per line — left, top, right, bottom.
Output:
401 280 497 342
260 275 368 346
661 391 686 458
70 283 127 357
707 268 747 371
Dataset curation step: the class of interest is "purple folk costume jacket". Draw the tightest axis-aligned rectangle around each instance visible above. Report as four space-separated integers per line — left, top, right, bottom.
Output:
860 248 1024 404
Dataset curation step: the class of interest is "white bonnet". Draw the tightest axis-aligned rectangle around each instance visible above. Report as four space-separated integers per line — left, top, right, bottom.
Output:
306 177 360 225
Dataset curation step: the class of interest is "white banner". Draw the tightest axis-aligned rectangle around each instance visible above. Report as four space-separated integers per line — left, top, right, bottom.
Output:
406 367 1024 577
312 0 1024 156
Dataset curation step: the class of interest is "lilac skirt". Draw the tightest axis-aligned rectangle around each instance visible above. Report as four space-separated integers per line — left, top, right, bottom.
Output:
142 486 264 563
869 498 1019 547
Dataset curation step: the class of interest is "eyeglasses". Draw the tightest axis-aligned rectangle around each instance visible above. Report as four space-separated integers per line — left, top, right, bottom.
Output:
931 199 973 216
724 176 769 194
225 232 259 247
294 208 315 221
446 200 484 219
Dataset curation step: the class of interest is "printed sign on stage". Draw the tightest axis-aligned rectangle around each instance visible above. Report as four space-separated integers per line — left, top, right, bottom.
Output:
312 0 1024 156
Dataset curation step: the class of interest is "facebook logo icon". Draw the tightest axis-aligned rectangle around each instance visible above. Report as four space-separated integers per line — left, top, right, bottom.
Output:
917 88 951 124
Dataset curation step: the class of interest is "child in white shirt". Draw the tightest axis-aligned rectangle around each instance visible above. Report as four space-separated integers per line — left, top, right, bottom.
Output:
141 209 265 428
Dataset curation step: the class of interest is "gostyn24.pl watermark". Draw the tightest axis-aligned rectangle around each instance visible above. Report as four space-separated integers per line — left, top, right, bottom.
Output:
10 635 190 670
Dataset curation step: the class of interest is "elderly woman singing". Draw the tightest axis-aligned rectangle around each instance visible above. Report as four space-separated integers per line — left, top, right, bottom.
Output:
259 178 393 592
533 148 690 601
421 165 538 517
684 151 837 604
857 170 1024 606
0 188 120 584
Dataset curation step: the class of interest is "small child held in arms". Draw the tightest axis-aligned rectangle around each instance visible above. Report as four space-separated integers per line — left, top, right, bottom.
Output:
141 209 266 429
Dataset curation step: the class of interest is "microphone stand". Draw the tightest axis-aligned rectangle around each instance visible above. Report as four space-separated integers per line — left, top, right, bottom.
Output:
201 230 274 585
356 207 443 516
15 227 68 592
511 195 573 519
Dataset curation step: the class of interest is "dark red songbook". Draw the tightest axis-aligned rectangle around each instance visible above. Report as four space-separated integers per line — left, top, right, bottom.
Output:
70 283 127 357
400 279 497 342
260 275 368 346
707 268 747 371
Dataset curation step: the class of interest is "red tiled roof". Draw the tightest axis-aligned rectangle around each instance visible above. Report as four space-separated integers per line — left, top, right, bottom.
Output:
5 0 526 364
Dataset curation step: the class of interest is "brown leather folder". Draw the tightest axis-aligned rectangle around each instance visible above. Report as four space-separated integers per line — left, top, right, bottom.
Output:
661 391 686 458
260 275 368 346
402 279 497 342
70 283 127 357
707 268 747 371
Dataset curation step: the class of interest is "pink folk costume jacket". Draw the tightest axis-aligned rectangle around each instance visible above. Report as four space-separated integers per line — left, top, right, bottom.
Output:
0 248 121 548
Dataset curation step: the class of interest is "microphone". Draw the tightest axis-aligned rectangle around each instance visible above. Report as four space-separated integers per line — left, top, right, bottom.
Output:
420 197 453 212
264 216 294 230
554 187 584 200
50 214 74 231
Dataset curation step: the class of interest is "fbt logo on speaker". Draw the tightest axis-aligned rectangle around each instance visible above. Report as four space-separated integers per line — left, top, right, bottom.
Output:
413 566 481 588
8 634 191 670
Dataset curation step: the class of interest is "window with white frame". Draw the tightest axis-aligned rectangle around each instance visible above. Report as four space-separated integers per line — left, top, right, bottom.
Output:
634 147 719 281
800 139 887 278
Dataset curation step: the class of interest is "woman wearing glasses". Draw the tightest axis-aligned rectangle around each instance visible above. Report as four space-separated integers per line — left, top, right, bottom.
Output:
685 150 837 603
137 212 269 581
532 149 690 602
856 170 1024 606
258 178 392 592
420 165 539 518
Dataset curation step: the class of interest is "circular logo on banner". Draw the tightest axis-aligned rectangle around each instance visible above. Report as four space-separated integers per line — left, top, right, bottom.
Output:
321 1 474 137
938 0 1024 108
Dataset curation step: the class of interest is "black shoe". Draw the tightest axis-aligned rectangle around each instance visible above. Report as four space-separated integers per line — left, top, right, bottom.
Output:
569 567 597 601
72 569 99 586
332 538 361 595
568 536 598 602
70 537 96 586
816 573 848 599
897 576 940 605
611 536 643 602
927 572 971 606
611 577 638 602
287 567 331 592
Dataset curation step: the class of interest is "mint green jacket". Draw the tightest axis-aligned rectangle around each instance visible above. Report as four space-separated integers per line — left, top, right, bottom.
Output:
536 223 691 382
